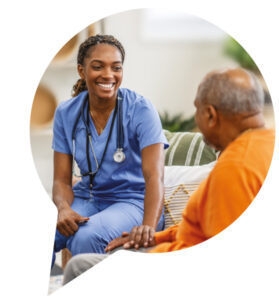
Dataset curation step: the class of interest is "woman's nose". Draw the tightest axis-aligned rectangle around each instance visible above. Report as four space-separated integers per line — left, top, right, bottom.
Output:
101 67 114 78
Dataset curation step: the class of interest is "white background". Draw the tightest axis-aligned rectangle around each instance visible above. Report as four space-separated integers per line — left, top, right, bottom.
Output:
1 0 278 299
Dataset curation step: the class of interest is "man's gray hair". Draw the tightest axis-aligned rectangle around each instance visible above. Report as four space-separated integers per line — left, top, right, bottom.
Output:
197 69 264 114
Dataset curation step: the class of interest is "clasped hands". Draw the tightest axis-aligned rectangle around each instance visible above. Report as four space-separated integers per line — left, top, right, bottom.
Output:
105 225 156 252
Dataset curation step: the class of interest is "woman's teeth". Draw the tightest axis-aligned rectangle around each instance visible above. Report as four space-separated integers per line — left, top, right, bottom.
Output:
97 83 114 89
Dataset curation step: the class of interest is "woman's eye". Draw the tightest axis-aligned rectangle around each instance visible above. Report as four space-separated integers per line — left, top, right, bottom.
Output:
92 65 102 70
113 66 122 71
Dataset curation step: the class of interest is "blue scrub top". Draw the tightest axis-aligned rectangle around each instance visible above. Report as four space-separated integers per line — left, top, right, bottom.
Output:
52 88 169 201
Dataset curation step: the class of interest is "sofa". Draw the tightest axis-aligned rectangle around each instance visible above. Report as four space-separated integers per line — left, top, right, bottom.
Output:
61 130 218 268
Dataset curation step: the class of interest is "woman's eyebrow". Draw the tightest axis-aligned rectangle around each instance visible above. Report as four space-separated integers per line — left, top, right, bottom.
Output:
90 59 122 64
90 59 103 64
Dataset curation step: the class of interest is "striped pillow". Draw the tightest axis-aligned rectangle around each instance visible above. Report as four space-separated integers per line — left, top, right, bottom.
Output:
164 183 199 228
163 130 217 166
163 162 215 228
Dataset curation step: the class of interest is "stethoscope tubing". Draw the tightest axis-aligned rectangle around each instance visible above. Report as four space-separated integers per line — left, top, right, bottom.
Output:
72 92 124 186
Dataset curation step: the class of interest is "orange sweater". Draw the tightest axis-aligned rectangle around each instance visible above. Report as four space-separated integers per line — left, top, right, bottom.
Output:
150 129 275 253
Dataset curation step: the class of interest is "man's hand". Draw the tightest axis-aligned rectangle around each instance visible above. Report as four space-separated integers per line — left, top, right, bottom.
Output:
123 225 156 250
57 207 89 237
105 232 130 252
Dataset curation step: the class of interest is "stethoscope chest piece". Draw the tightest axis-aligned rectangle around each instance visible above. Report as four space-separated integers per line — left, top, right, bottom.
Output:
113 148 126 163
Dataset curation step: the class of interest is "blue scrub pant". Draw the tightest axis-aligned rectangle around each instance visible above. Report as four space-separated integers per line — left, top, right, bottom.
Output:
53 197 164 265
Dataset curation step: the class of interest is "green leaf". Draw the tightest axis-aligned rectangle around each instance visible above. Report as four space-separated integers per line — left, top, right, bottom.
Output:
159 112 196 132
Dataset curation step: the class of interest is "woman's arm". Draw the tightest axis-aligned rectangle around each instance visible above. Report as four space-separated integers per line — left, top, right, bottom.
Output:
125 143 165 249
53 151 89 237
142 143 165 227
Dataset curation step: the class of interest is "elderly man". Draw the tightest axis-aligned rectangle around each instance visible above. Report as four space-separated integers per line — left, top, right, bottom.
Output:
63 68 274 284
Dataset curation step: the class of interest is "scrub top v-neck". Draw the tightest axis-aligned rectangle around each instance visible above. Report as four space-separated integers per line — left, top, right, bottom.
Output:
88 104 115 139
87 99 116 163
52 88 169 202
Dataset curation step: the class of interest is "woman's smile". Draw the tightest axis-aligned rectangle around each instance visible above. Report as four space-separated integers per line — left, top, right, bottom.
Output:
96 82 116 90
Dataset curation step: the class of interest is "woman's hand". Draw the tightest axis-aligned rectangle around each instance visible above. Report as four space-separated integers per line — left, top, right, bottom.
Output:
105 228 157 252
57 207 89 237
123 225 156 249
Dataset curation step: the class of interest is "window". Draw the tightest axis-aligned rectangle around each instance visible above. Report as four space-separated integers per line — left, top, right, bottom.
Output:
141 9 226 41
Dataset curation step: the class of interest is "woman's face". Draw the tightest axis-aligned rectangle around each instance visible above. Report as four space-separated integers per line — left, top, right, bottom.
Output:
78 43 123 101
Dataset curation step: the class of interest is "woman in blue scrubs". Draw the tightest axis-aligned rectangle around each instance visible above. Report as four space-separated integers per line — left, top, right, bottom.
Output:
52 35 168 263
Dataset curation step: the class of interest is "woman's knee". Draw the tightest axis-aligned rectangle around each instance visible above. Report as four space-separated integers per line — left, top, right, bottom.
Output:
68 224 108 255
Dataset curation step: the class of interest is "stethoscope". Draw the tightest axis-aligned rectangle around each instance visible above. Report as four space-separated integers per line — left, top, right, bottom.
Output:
72 93 125 190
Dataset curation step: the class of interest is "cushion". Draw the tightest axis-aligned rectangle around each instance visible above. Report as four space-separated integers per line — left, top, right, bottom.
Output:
163 129 217 166
163 161 216 228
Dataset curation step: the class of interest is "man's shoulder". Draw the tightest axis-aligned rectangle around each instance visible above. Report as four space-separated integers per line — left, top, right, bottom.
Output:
212 128 274 179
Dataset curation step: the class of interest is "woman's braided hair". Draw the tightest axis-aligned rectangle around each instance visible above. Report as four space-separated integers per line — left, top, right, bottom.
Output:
72 34 125 97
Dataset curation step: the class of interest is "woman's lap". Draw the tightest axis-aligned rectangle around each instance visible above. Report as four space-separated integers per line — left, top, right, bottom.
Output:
55 197 145 255
68 200 145 255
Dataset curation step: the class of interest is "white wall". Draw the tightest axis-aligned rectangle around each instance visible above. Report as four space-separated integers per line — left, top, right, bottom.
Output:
102 9 237 117
39 9 238 119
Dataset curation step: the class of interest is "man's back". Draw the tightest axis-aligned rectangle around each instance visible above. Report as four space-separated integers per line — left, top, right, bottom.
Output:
151 128 275 253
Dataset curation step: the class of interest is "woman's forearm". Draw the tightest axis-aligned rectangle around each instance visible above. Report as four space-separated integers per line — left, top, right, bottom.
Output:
142 174 164 228
141 143 165 229
52 180 74 212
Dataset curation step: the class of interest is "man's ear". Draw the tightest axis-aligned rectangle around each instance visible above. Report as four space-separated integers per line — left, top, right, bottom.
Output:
206 105 218 128
77 64 85 79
